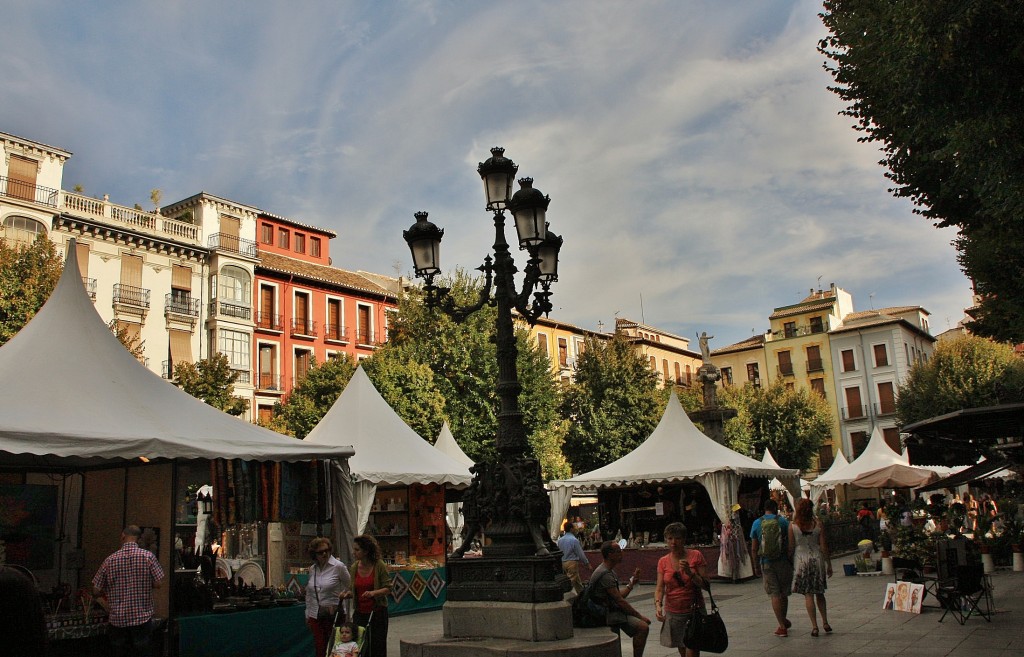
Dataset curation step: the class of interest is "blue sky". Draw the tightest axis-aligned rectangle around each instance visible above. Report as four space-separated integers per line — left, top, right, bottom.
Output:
2 1 973 349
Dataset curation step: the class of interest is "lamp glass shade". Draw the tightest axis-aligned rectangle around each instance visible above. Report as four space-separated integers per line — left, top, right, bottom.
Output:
477 147 518 210
508 178 550 248
537 230 562 282
201 494 213 515
409 238 441 277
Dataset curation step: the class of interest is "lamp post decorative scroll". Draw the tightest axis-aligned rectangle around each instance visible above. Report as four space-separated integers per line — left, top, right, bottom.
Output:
403 147 569 604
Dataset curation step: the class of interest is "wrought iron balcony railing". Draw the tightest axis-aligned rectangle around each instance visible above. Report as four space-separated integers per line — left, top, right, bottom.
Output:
113 283 151 308
209 300 251 320
324 324 348 342
255 312 283 332
0 176 59 207
208 233 258 258
290 319 317 338
165 293 200 317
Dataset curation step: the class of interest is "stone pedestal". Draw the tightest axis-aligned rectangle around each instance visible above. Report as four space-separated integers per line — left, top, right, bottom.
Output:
401 629 620 657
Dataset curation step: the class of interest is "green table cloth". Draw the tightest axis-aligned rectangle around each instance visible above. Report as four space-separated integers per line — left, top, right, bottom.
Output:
177 603 311 657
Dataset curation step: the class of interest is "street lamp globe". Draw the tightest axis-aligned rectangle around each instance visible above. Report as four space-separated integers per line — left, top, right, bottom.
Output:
507 178 550 248
536 228 562 283
403 211 444 278
477 147 519 211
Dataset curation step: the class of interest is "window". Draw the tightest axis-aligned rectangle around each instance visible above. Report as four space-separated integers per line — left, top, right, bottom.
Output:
356 305 372 344
310 237 321 258
810 378 826 397
785 382 795 391
326 299 343 341
649 355 656 371
294 292 311 334
277 228 289 249
873 343 889 367
218 266 250 303
818 444 834 469
259 285 277 330
840 348 856 372
877 381 896 414
809 316 824 334
7 154 38 201
721 367 733 385
675 362 682 384
2 215 46 247
883 427 901 454
537 333 549 357
261 223 273 244
844 386 864 418
171 265 192 304
851 431 869 458
258 344 277 390
294 349 311 383
778 350 793 376
662 359 669 381
806 345 823 372
76 242 90 278
783 321 796 338
685 364 692 386
257 405 274 425
294 233 305 254
747 362 760 386
218 329 250 371
559 338 569 367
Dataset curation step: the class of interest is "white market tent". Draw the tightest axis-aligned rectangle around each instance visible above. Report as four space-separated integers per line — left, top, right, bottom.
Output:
0 239 355 468
304 366 472 558
432 421 474 545
549 389 797 537
808 426 907 503
761 448 806 505
806 449 850 505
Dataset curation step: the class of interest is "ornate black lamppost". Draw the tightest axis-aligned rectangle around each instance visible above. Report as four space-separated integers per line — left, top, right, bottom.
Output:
404 148 568 606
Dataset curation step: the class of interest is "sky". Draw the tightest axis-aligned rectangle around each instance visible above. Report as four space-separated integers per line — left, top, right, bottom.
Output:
1 1 974 350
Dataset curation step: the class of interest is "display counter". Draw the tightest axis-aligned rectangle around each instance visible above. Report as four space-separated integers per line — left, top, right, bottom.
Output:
176 603 310 657
387 565 447 615
45 610 109 657
584 545 724 582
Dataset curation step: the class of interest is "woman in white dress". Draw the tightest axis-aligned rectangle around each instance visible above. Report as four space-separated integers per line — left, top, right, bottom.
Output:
788 498 833 636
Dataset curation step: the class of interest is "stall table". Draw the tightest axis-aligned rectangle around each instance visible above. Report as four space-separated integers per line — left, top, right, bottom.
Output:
388 565 447 615
176 603 310 657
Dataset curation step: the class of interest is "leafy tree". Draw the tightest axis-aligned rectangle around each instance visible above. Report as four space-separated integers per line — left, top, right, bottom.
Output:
362 346 447 442
819 1 1024 341
720 381 832 470
0 236 62 345
267 355 356 439
174 352 249 416
896 334 1024 427
560 333 664 474
107 319 145 360
379 270 565 476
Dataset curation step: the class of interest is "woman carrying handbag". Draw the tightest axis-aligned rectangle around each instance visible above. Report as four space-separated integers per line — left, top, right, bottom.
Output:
655 522 710 657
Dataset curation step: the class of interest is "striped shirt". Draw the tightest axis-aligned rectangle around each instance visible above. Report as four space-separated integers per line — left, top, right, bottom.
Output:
93 542 164 627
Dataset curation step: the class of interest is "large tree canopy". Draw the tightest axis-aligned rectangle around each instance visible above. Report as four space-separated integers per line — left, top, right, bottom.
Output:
174 352 249 417
896 334 1024 427
267 355 356 439
819 1 1024 341
0 236 62 345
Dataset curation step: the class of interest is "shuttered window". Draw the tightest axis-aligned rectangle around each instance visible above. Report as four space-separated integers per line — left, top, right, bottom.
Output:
327 299 341 340
172 265 191 291
841 349 856 372
357 305 371 343
878 381 896 414
873 343 889 367
845 387 863 418
8 154 37 201
120 254 143 287
76 242 90 278
168 329 193 368
883 427 901 453
220 215 240 239
537 333 548 357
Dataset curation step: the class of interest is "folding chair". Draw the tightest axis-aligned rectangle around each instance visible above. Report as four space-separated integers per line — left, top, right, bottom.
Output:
936 564 992 624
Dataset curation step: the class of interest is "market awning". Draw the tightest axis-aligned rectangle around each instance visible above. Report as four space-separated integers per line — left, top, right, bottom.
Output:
917 458 1014 492
851 464 939 490
903 403 1024 466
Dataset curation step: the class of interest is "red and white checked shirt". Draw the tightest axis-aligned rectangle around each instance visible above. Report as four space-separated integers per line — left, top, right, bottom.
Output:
93 542 165 627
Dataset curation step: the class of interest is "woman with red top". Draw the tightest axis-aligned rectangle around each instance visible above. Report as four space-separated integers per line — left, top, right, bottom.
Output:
655 522 708 657
342 535 392 657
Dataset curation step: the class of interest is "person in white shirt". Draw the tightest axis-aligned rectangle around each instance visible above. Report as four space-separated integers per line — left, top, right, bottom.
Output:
305 537 352 657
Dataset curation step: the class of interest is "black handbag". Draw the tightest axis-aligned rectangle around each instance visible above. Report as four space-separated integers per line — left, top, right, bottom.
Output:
683 587 728 653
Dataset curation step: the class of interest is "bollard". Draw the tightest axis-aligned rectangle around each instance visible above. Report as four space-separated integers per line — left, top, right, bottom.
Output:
881 556 894 575
1013 551 1023 572
981 552 994 574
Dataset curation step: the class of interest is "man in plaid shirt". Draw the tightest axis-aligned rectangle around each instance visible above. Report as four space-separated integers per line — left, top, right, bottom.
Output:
93 525 165 656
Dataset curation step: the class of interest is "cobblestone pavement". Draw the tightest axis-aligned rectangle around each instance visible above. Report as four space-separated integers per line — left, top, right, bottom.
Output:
388 567 1024 657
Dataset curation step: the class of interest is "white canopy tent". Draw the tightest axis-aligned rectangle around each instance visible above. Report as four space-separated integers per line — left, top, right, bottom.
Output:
808 426 908 503
0 239 355 468
432 421 474 548
761 449 807 505
304 366 472 560
806 450 850 506
549 390 797 577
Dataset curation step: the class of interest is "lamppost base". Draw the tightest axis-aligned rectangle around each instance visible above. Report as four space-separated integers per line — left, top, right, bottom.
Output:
401 618 620 657
447 553 571 603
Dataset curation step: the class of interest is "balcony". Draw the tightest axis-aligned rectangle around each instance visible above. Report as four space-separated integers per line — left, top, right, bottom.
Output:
209 300 251 321
356 332 379 347
324 323 349 343
82 277 97 300
0 176 59 207
806 358 824 373
62 191 199 242
778 362 794 377
256 374 283 392
162 360 173 379
165 293 200 318
113 283 150 309
255 312 283 332
291 318 318 338
208 233 258 258
875 402 897 417
842 405 869 420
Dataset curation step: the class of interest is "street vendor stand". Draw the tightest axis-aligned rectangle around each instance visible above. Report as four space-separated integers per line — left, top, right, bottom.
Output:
305 366 472 614
550 390 797 582
0 242 354 657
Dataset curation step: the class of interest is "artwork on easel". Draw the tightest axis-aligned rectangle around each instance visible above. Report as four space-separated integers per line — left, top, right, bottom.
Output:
883 581 923 614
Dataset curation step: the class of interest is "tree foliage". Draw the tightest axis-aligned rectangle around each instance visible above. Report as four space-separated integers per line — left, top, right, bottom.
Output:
174 352 249 416
720 381 832 471
560 333 664 474
377 270 567 478
896 334 1024 427
107 319 146 360
0 236 62 346
266 355 356 439
819 1 1024 341
362 346 447 443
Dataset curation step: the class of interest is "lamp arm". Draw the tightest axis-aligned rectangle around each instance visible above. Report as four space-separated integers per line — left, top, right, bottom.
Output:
510 249 552 323
429 256 496 322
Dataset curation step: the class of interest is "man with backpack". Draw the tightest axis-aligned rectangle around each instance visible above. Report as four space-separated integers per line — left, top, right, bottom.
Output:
750 498 792 637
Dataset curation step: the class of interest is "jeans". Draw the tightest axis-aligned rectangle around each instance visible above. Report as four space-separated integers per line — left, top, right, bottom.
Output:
109 619 153 657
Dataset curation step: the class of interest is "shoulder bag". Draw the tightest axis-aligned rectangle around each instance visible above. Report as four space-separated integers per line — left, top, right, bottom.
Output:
683 586 728 653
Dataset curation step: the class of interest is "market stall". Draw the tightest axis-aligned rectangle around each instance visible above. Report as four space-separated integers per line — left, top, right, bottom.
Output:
304 366 472 614
549 390 797 582
809 426 909 504
0 242 354 656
